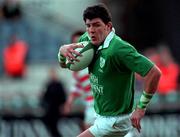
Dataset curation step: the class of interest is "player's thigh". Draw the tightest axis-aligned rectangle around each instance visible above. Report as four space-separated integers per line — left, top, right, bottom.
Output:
89 114 132 137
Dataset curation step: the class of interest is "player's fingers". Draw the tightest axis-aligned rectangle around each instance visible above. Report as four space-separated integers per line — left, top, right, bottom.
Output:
66 53 76 62
137 127 140 133
131 119 140 133
73 43 84 49
136 121 141 133
68 58 80 63
66 53 79 62
66 52 75 59
69 49 82 56
73 58 80 62
131 119 136 128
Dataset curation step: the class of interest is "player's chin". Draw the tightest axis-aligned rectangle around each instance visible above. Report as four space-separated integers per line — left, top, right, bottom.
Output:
91 41 99 46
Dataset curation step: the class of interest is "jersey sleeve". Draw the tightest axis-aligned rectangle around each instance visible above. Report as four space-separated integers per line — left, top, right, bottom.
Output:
115 40 154 77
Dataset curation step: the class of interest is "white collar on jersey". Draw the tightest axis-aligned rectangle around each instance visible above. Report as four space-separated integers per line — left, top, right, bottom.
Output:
97 29 115 51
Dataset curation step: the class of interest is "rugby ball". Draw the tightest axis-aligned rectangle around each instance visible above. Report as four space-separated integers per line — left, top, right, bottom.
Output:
66 41 95 71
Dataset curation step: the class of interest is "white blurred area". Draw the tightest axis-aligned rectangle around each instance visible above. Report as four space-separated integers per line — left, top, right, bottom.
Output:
21 0 98 31
0 1 97 136
0 0 100 116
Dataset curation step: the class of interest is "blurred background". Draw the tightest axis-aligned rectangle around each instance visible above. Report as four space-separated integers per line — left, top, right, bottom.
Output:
0 0 180 137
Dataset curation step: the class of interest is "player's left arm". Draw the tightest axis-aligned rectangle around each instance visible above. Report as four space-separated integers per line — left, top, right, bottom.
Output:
143 64 162 94
131 65 161 132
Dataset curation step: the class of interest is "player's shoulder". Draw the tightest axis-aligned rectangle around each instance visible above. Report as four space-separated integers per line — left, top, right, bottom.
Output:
112 35 136 50
110 35 137 58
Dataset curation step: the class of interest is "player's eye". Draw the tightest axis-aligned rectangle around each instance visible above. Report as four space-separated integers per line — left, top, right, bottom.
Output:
86 24 91 28
93 23 101 27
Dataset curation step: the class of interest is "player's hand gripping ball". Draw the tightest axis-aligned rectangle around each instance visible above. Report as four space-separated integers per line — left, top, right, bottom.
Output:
66 41 95 71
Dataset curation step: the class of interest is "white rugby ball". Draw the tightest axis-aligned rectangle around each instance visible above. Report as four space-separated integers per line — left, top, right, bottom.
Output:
66 41 95 71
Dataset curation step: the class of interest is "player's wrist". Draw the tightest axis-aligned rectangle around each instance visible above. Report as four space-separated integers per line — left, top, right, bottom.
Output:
137 90 154 110
136 106 146 111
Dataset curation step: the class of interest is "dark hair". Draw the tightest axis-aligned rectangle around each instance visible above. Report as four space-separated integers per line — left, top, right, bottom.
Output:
83 3 112 24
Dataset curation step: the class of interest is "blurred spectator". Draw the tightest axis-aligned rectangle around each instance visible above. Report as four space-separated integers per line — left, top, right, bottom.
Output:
177 74 180 92
121 0 180 64
135 47 161 92
64 30 96 131
3 34 28 78
156 44 179 95
1 0 22 20
41 68 66 137
144 45 179 99
143 47 161 65
71 31 85 44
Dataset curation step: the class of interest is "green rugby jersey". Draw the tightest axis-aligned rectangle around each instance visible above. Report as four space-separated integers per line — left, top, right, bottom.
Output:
78 32 90 42
79 31 154 116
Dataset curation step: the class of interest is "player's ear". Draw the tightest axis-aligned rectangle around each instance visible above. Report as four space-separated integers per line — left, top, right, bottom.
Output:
106 22 112 30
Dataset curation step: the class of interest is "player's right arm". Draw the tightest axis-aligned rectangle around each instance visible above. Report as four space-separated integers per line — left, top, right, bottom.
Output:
58 43 84 68
58 32 90 68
